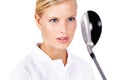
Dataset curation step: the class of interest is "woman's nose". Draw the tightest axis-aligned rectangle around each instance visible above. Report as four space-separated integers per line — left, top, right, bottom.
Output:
60 21 67 34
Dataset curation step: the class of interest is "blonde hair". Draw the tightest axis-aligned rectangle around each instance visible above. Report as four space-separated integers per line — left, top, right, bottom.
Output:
35 0 76 15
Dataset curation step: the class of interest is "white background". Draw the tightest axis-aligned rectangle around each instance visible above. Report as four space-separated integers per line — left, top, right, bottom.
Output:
0 0 120 80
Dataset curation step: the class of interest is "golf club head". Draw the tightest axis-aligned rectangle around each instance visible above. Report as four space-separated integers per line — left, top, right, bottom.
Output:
81 10 102 52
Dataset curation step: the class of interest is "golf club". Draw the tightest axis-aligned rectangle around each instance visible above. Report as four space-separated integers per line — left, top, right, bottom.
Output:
81 10 107 80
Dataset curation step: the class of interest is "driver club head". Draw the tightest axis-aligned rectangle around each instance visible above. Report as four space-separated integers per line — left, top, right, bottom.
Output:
81 10 102 49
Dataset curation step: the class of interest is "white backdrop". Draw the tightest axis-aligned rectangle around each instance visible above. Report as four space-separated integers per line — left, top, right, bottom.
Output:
0 0 120 80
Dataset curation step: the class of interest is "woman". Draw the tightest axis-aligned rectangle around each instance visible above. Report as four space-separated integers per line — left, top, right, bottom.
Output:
11 0 95 80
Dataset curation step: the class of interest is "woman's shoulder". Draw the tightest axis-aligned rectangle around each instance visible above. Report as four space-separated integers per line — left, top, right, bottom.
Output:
15 53 35 68
69 52 92 68
10 54 35 80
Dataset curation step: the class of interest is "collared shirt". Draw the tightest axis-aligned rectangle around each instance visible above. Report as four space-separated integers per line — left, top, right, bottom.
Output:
11 44 95 80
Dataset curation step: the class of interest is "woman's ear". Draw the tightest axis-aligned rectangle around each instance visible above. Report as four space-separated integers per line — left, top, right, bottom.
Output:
35 14 42 30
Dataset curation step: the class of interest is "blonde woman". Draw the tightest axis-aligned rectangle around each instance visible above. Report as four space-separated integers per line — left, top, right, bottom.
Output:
11 0 95 80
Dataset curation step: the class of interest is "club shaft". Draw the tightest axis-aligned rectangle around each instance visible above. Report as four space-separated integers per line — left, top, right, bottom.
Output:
90 53 107 80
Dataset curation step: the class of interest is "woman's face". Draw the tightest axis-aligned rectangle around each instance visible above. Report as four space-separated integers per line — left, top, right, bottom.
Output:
36 0 77 49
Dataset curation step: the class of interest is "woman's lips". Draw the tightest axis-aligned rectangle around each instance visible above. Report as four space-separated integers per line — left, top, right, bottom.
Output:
56 37 69 44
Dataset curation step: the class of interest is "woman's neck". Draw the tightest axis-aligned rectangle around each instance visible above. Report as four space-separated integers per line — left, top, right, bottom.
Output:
39 43 68 66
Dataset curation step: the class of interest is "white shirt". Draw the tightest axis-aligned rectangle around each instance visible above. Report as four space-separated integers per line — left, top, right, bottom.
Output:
11 44 95 80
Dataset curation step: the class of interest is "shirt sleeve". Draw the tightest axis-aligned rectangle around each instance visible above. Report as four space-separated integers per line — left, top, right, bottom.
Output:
88 65 96 80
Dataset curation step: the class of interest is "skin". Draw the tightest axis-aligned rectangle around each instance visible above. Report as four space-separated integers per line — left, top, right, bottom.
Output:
35 0 77 66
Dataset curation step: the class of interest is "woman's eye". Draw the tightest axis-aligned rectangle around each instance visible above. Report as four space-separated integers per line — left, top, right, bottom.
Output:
49 18 58 23
67 17 76 22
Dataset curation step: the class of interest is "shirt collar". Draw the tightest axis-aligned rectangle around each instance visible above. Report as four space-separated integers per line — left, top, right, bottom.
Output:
30 44 52 64
30 44 74 67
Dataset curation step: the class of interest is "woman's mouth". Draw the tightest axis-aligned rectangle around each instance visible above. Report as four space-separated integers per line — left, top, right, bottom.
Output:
56 37 69 44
